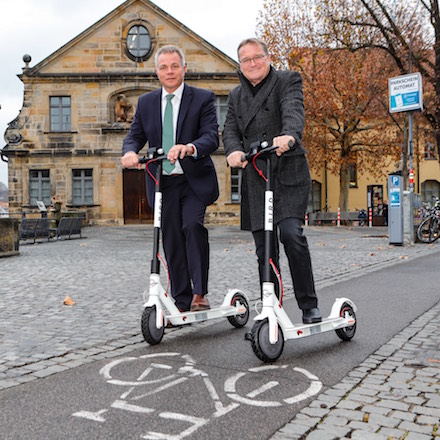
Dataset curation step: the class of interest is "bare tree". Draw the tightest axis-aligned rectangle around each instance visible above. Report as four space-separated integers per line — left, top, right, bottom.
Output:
258 0 400 210
320 0 440 161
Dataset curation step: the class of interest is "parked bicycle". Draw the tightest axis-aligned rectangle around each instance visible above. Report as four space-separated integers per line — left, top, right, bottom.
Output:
417 197 440 243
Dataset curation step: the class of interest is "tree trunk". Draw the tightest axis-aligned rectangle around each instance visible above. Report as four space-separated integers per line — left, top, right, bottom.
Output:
339 162 350 212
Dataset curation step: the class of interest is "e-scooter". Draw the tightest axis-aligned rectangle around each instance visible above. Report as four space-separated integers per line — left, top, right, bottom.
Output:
242 141 357 362
138 147 250 345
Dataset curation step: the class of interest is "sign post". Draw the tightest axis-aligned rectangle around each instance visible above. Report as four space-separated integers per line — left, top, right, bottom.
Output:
388 73 423 245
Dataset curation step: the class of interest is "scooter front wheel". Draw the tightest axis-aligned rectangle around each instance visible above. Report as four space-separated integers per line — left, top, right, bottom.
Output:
250 318 284 362
335 302 356 341
227 292 250 328
141 306 165 345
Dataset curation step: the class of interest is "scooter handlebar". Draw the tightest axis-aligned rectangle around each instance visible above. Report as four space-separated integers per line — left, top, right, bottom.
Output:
138 147 166 164
241 139 294 162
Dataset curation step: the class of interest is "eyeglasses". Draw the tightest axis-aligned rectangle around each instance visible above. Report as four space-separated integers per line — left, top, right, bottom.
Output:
239 54 267 66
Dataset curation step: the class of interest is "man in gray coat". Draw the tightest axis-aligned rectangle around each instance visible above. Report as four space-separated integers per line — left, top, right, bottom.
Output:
223 38 321 324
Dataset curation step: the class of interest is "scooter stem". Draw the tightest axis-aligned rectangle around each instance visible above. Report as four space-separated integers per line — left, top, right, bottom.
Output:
151 160 163 275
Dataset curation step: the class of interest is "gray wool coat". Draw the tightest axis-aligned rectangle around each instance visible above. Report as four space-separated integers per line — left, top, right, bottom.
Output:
223 68 312 232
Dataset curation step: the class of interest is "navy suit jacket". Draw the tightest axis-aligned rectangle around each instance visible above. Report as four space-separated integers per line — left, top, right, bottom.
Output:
123 84 219 207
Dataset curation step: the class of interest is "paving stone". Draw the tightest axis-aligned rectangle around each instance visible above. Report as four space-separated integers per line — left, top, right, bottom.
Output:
411 405 440 418
398 420 434 435
404 433 433 440
378 427 407 438
390 410 417 422
279 422 310 436
351 430 388 440
368 413 400 428
377 400 410 412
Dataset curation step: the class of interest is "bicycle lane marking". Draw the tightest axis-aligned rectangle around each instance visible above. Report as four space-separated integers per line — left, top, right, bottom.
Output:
72 352 322 439
72 352 239 439
225 365 322 407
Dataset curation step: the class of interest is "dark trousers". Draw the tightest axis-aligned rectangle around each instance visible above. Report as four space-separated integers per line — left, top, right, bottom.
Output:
252 217 317 310
161 175 209 311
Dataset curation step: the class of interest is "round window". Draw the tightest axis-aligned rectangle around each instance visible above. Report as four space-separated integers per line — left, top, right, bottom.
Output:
126 25 152 61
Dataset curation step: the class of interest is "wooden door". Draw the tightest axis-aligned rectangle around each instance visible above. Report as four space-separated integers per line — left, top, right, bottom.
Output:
123 169 153 224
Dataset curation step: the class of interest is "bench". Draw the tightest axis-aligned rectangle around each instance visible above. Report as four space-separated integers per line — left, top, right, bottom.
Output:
50 217 84 240
19 218 51 243
308 211 363 226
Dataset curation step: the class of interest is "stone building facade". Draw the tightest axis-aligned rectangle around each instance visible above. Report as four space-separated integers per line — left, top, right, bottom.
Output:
2 0 241 225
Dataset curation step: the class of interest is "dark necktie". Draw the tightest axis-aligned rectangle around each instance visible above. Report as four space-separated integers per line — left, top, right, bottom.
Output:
162 94 175 174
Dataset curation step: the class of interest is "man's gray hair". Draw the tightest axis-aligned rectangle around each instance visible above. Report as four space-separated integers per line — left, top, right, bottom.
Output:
237 38 269 60
155 45 186 68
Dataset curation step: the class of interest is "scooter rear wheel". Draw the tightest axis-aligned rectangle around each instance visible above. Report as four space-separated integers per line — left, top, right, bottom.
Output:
141 306 165 345
335 302 356 341
250 318 284 362
227 292 250 328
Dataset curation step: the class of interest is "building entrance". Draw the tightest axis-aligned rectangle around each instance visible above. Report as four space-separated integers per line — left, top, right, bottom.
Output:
123 169 153 224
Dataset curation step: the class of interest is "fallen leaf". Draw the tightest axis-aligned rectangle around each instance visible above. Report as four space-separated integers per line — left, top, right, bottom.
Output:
369 253 376 256
339 245 345 249
399 255 409 260
63 295 76 306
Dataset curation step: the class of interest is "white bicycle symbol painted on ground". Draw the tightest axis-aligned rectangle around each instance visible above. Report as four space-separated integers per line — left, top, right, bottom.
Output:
73 352 322 439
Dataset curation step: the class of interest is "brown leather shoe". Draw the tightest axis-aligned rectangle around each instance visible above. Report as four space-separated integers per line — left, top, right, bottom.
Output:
190 294 210 311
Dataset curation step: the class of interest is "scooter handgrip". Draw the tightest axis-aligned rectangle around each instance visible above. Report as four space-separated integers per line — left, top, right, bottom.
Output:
288 139 294 150
241 153 247 162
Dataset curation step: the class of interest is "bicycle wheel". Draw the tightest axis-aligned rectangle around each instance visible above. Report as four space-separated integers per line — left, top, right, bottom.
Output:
417 217 440 243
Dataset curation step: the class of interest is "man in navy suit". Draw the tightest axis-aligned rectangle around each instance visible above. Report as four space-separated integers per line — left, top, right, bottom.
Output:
122 45 219 312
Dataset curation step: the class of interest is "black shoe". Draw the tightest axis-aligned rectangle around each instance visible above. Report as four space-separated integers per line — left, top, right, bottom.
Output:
302 308 322 324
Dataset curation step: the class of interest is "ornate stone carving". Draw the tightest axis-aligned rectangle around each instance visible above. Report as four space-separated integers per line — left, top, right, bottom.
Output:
115 94 136 123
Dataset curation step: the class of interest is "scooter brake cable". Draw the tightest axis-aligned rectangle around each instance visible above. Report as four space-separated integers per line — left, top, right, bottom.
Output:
270 258 284 305
252 152 267 182
146 158 159 185
157 252 171 294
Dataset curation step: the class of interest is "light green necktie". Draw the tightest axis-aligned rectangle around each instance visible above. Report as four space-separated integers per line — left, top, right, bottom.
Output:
162 94 175 174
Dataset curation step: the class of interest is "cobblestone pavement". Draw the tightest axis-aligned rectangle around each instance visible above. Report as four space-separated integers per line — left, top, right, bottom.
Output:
271 302 440 440
1 225 439 439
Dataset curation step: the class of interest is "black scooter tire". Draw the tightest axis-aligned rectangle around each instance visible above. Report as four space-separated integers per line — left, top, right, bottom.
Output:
227 293 250 328
335 302 356 341
141 306 165 345
251 318 284 362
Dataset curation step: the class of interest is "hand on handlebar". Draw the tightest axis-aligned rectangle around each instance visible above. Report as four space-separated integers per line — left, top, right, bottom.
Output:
227 151 248 168
167 144 194 163
121 151 140 169
273 135 295 156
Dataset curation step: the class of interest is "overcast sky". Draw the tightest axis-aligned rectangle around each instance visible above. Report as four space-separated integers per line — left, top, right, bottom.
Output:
0 0 265 185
